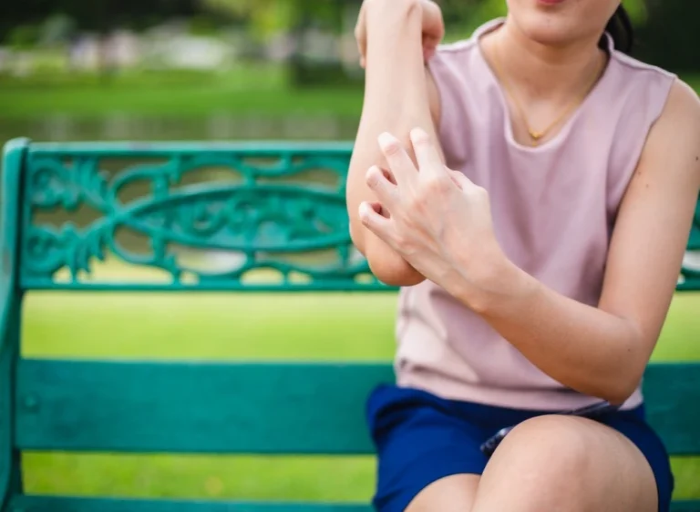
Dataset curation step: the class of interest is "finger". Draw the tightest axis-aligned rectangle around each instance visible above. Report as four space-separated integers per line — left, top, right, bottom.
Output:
449 170 464 190
377 132 417 187
410 127 445 176
366 201 389 218
366 165 398 206
449 169 476 190
354 8 366 67
359 201 393 242
356 35 366 67
380 165 397 185
422 0 445 43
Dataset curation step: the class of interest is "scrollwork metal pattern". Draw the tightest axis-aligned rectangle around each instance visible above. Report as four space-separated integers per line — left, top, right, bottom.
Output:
21 144 386 291
19 144 700 291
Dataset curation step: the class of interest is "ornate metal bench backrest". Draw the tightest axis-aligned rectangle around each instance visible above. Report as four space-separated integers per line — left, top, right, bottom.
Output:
4 139 700 292
14 141 388 292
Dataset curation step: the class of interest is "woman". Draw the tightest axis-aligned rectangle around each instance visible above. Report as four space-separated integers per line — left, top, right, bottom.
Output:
346 0 700 511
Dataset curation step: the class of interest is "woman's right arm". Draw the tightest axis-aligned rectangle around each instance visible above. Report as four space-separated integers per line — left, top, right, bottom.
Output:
346 0 443 286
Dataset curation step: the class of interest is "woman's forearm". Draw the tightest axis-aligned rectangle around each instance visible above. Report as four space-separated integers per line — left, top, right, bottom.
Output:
347 0 438 285
454 257 646 405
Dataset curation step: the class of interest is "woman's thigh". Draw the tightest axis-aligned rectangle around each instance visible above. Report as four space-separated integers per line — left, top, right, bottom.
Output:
406 474 480 512
471 415 658 512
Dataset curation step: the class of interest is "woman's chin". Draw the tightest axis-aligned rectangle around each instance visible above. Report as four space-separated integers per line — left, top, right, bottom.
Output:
515 15 581 47
506 0 614 48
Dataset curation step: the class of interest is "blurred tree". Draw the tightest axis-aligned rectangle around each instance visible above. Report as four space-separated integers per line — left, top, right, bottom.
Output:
201 0 349 40
203 0 296 40
7 24 42 50
636 0 700 72
0 0 200 43
40 13 77 45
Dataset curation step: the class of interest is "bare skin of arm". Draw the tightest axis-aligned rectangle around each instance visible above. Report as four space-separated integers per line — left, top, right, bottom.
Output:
346 0 442 286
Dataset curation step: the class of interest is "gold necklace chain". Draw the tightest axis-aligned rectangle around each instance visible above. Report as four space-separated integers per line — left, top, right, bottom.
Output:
490 41 606 145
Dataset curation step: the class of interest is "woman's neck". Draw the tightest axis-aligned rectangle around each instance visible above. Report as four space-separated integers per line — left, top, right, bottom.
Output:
481 17 608 103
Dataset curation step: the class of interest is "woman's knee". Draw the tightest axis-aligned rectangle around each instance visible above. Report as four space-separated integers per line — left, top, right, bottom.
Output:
473 415 656 512
493 415 593 479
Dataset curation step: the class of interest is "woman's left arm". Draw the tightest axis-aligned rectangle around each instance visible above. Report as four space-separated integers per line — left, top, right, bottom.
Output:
360 80 700 405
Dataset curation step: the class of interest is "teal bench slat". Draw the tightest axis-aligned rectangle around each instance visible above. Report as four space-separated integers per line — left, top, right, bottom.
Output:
8 496 700 512
9 496 374 512
643 363 700 456
15 360 392 454
672 503 700 512
15 359 700 456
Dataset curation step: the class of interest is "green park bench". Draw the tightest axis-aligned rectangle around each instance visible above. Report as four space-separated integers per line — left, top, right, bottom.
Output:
1 137 699 511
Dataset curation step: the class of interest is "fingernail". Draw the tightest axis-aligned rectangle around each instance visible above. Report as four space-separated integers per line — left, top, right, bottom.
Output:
359 202 372 220
410 127 429 143
378 132 399 152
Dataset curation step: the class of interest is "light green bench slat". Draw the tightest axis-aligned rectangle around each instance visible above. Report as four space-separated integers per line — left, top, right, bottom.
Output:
15 359 700 456
9 496 373 512
15 359 393 454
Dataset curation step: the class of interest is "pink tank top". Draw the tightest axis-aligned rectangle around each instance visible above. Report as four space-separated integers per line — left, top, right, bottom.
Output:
395 19 676 411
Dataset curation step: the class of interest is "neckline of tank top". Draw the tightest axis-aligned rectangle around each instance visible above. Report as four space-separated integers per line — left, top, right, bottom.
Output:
471 17 617 154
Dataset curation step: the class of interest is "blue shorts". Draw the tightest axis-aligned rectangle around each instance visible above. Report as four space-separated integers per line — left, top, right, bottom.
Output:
367 384 674 512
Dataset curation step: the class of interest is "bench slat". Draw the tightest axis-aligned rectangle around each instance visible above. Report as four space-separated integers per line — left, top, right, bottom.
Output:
15 360 700 455
15 359 390 454
672 503 700 512
643 363 700 456
10 496 373 512
8 496 700 512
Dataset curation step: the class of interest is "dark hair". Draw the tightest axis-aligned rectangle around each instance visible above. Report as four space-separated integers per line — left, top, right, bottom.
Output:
601 5 634 55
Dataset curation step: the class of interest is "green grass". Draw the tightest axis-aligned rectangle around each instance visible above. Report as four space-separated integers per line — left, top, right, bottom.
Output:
17 289 700 502
0 66 364 120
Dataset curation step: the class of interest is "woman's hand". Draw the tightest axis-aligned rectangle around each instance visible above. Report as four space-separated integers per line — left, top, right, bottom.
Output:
359 128 504 296
355 0 444 69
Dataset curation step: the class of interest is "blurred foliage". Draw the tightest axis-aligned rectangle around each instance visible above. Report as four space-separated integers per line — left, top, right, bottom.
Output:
203 0 296 39
636 0 700 73
0 0 199 40
7 24 41 49
439 0 647 38
201 0 353 40
0 0 698 73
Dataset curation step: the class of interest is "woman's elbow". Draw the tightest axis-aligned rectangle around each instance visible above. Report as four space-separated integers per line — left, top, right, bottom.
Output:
351 224 425 287
367 254 426 287
601 384 637 407
598 365 646 406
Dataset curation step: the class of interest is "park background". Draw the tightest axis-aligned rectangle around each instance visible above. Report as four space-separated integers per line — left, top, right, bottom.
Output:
0 0 699 504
